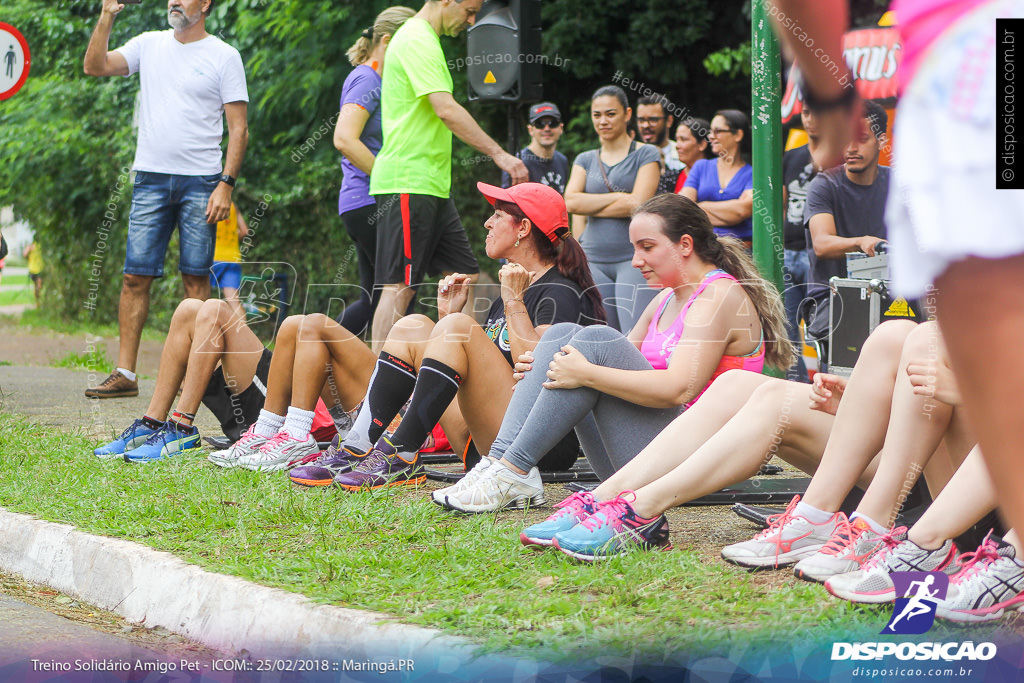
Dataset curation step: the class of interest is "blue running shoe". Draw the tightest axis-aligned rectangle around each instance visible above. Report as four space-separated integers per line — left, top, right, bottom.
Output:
94 419 162 459
520 491 597 548
553 492 671 561
124 423 201 463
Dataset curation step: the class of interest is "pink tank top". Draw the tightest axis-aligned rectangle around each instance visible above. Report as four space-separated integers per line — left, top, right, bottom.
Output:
640 269 765 404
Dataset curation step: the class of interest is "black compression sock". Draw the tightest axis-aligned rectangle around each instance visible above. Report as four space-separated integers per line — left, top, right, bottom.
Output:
347 351 417 449
387 358 462 456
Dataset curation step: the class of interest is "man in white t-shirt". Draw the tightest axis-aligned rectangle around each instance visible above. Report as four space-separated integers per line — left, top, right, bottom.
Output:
84 0 249 398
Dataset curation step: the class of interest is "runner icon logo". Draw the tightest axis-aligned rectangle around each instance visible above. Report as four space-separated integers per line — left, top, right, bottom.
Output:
882 571 949 635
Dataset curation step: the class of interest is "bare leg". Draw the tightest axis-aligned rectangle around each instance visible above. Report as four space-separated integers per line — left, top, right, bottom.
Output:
371 284 416 353
144 298 203 420
592 370 777 500
627 377 838 519
262 315 303 415
220 285 244 319
392 312 514 454
936 254 1024 560
117 274 154 372
801 320 919 512
182 272 211 302
909 446 994 550
175 299 264 420
853 322 972 526
290 313 376 411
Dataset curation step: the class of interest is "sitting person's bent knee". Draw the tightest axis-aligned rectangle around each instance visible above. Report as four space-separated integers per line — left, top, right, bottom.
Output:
432 311 476 338
861 319 918 356
899 320 939 359
276 314 304 341
172 298 204 322
195 298 235 326
388 314 436 341
297 312 334 340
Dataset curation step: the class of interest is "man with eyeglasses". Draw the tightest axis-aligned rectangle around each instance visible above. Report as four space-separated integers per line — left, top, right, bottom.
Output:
501 102 570 194
637 94 684 194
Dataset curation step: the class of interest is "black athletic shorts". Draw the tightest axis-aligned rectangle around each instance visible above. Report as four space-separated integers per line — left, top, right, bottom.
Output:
374 193 479 286
201 348 272 442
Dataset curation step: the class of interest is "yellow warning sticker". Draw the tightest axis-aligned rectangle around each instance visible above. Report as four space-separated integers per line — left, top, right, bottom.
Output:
484 70 497 84
884 297 916 318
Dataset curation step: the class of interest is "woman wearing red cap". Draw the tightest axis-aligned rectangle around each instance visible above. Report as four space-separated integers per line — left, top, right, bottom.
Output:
215 182 602 483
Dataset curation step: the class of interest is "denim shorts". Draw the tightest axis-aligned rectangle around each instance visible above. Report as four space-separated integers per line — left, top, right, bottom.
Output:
124 171 220 277
210 261 242 290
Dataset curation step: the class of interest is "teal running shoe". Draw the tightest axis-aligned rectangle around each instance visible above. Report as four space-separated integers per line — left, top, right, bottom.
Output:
553 492 671 561
520 491 597 548
124 423 201 463
94 419 161 459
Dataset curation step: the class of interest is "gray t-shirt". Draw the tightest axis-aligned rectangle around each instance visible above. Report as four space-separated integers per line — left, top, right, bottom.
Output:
574 143 661 263
803 165 889 336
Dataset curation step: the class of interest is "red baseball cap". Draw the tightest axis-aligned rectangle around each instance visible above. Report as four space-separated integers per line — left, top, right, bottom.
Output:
476 182 569 242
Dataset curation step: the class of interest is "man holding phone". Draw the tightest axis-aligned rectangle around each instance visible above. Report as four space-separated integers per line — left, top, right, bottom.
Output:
83 0 248 398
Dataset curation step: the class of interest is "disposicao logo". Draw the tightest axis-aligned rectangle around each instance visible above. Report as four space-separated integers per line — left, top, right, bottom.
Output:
883 571 948 635
831 571 997 662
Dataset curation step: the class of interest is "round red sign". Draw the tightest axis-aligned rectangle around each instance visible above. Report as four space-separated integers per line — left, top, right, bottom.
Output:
0 22 31 101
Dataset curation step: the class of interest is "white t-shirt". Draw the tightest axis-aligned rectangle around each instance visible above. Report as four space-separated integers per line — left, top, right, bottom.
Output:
116 30 248 175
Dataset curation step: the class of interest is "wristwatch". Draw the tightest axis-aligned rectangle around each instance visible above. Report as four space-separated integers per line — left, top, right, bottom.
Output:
219 174 237 187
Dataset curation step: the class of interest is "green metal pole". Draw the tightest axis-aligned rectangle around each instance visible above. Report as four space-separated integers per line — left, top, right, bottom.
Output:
750 0 784 295
751 0 785 376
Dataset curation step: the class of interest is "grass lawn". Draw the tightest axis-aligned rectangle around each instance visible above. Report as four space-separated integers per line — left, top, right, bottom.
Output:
0 287 32 307
3 308 165 341
0 413 1012 662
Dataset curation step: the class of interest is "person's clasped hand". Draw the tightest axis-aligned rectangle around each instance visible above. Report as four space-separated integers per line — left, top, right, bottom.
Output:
542 345 591 390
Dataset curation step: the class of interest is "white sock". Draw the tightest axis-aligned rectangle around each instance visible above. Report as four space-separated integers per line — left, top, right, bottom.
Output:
328 403 359 438
344 403 376 453
117 367 137 382
283 406 316 440
253 409 285 438
850 512 887 534
795 500 834 525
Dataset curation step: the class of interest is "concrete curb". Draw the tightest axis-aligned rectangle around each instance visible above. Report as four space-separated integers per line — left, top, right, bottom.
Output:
0 506 475 662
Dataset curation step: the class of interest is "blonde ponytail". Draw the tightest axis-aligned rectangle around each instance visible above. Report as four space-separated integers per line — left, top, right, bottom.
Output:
345 6 416 67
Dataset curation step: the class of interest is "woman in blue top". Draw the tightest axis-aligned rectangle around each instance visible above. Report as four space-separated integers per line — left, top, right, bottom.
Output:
333 6 415 335
680 109 754 243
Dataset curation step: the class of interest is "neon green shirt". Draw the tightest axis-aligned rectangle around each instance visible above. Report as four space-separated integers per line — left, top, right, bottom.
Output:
370 18 454 199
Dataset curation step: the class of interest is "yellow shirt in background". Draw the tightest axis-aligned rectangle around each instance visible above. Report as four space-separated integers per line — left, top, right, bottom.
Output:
27 244 44 274
213 203 241 263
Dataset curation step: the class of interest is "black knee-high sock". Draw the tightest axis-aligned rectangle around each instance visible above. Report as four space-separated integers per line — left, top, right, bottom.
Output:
345 351 417 451
385 358 461 458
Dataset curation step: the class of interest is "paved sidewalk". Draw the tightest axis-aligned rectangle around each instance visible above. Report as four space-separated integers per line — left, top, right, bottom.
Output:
0 596 175 670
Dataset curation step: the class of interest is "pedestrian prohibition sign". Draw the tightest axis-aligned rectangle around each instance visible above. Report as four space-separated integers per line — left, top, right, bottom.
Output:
0 22 30 101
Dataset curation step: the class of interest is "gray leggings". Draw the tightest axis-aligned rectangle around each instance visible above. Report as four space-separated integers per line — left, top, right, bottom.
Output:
588 260 659 333
490 323 683 480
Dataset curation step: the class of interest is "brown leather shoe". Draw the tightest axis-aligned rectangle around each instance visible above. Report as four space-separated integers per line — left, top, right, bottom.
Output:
85 370 139 398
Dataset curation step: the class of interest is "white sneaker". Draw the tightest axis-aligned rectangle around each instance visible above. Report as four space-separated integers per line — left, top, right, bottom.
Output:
825 533 957 604
441 460 545 513
793 516 888 583
236 431 319 472
207 425 268 468
935 537 1024 622
720 495 843 568
430 457 494 506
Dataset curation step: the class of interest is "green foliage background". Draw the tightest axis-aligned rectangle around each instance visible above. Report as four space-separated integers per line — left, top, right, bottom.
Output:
0 0 758 326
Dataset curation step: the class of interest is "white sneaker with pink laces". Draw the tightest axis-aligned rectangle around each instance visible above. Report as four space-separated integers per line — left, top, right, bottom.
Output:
720 495 843 568
207 424 269 469
236 431 319 472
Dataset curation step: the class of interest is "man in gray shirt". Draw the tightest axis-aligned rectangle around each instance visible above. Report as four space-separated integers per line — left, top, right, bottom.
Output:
803 100 889 342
